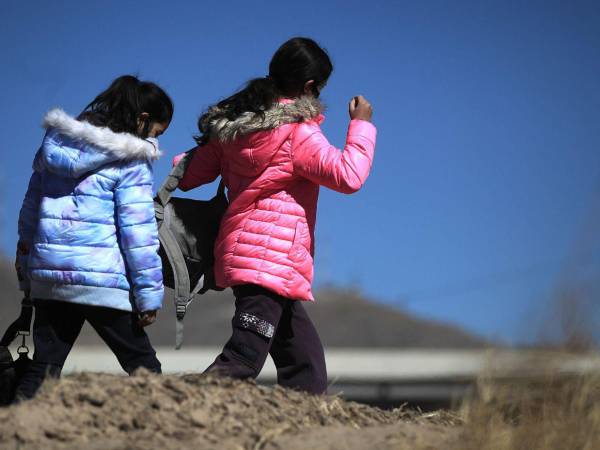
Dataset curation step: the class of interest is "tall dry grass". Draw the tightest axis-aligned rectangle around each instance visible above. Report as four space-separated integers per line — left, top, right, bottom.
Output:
459 355 600 450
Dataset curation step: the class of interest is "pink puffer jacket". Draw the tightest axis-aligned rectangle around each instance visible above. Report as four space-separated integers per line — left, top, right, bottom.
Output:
175 97 376 301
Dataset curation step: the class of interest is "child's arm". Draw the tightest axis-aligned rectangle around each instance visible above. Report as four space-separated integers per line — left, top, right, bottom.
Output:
173 140 222 191
16 171 42 292
114 161 164 313
292 118 376 194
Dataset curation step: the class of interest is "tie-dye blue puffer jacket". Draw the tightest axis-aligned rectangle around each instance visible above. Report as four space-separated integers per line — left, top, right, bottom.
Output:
17 109 164 312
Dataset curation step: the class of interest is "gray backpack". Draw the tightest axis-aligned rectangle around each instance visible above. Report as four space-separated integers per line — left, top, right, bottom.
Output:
154 151 228 349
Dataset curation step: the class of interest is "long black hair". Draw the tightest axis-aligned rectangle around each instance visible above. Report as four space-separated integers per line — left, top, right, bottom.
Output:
79 75 174 138
196 37 333 144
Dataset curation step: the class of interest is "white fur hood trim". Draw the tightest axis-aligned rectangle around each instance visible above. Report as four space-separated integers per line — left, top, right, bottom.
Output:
42 108 161 161
206 96 324 143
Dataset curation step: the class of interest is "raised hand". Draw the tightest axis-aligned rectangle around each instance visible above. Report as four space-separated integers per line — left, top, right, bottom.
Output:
349 95 373 122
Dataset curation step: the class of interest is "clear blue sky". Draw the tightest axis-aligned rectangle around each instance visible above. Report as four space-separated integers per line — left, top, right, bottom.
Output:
1 0 599 344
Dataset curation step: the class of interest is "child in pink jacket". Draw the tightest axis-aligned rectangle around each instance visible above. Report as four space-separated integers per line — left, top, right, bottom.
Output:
175 37 376 394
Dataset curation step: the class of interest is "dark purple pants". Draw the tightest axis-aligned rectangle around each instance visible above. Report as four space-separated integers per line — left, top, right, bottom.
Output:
15 299 161 400
206 284 327 395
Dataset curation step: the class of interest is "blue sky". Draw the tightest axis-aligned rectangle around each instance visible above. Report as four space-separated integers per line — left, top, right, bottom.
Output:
1 0 599 344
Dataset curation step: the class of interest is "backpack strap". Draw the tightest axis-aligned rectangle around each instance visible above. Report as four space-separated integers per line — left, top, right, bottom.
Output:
155 151 226 349
0 298 33 349
158 203 195 350
155 151 194 209
154 151 198 349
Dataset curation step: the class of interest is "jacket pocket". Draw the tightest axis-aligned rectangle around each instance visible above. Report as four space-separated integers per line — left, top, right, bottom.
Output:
289 220 311 265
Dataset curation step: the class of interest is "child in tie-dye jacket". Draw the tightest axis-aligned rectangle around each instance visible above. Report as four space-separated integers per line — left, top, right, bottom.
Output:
13 75 172 400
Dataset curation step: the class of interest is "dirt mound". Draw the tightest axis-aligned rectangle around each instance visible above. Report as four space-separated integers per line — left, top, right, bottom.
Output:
0 372 459 450
1 370 597 450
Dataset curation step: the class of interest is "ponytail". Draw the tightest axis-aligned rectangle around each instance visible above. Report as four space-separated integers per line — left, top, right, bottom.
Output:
79 75 174 138
196 37 332 145
195 76 279 145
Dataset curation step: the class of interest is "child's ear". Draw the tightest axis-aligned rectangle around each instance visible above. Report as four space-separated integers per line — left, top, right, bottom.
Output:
137 112 150 124
303 80 315 96
136 112 151 137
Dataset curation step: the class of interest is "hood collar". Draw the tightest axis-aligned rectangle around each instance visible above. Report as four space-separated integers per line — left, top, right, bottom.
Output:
206 96 324 143
42 108 161 161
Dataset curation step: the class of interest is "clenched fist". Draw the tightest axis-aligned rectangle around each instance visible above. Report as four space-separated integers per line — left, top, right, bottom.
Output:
138 310 158 327
349 95 373 122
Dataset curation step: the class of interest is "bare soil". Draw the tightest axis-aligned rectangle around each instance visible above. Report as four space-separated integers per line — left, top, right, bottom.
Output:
1 368 598 450
0 371 461 450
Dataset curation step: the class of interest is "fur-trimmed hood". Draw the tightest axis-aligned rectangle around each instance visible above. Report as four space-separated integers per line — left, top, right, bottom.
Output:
42 108 161 160
205 96 324 143
35 108 160 178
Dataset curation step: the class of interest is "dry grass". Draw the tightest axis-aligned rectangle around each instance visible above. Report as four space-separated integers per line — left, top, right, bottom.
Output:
459 359 600 450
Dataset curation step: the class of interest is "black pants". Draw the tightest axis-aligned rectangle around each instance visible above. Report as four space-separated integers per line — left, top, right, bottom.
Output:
15 299 161 400
206 284 327 395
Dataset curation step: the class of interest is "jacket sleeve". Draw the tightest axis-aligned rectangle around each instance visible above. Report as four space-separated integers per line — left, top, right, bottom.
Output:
174 141 222 192
292 119 376 194
16 171 42 291
114 161 164 312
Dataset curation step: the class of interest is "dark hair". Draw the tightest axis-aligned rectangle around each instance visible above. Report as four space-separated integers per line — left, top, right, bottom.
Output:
196 37 333 144
79 75 174 138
